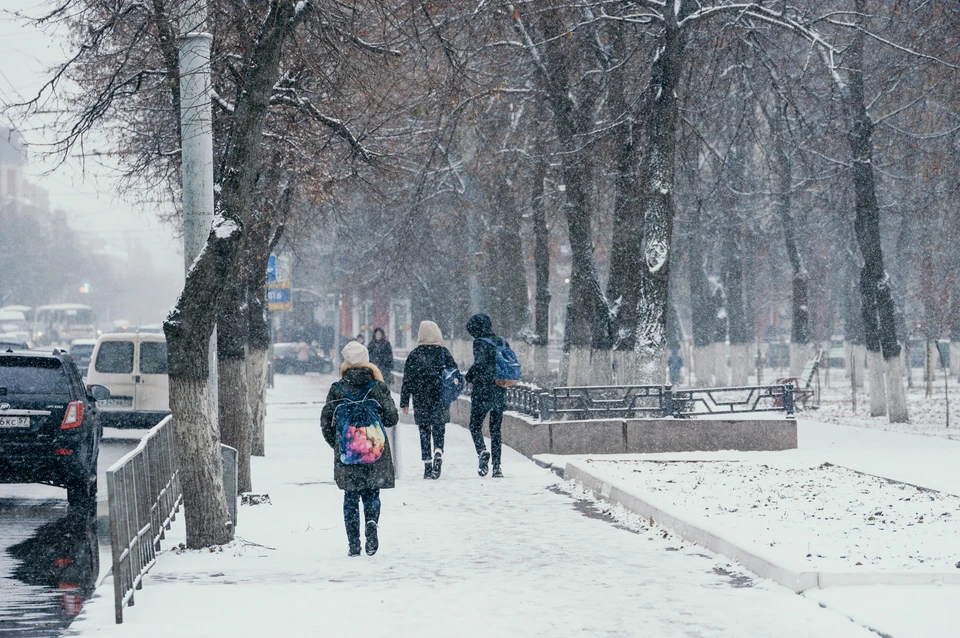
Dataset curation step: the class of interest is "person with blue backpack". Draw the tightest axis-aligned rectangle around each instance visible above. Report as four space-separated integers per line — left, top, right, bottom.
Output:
465 313 521 478
320 341 399 556
400 320 460 480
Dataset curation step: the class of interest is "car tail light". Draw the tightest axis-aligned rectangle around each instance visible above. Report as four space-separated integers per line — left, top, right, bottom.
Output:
61 402 84 429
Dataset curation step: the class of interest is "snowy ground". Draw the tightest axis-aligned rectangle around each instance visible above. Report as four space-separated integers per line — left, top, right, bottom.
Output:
65 374 882 638
581 459 960 571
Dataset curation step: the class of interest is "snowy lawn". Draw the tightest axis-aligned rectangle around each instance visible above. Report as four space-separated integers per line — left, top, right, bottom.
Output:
580 459 960 572
64 374 880 638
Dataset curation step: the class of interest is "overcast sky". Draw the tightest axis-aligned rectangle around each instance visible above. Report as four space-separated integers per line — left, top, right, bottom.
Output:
0 1 184 279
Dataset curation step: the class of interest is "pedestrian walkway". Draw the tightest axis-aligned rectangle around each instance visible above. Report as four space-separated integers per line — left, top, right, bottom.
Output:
68 375 876 637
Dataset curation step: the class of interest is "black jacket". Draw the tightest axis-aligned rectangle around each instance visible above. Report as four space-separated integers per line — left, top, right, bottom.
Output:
400 344 457 413
464 313 506 412
320 365 399 491
368 338 394 377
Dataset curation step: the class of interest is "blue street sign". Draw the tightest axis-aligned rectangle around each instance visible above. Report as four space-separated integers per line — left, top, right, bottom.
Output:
267 254 277 283
267 288 290 303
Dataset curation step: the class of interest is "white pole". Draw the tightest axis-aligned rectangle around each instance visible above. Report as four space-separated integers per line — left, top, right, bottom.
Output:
178 5 218 410
179 7 214 271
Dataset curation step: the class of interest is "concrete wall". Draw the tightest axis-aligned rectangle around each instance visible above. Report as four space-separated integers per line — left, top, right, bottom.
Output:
443 396 797 457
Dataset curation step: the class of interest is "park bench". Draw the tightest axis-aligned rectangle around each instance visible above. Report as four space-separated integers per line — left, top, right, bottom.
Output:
775 348 822 409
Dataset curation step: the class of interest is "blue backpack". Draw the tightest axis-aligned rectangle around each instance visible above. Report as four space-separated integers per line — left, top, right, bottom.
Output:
438 367 464 407
333 380 386 465
479 337 522 387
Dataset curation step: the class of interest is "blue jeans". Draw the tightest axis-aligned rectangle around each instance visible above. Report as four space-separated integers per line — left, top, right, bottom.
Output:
343 489 381 548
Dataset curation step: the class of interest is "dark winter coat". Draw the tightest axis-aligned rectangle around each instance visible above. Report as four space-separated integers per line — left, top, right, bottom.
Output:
320 364 399 491
368 338 394 379
464 313 507 412
399 345 457 413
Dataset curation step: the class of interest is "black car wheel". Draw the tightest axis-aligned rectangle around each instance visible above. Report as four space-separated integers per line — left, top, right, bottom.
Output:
66 474 97 508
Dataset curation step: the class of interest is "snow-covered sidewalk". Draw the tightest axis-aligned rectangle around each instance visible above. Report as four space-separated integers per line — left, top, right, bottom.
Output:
67 374 880 637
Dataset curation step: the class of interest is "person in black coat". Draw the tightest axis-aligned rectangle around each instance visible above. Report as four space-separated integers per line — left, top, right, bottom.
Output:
464 313 507 478
320 341 399 556
400 320 457 479
368 327 394 383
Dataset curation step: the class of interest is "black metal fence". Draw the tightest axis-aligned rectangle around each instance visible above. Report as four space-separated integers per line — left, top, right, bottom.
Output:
506 383 795 421
106 416 182 624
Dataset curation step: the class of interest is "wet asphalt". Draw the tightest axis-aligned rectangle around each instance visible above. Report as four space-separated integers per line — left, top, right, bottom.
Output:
0 436 139 636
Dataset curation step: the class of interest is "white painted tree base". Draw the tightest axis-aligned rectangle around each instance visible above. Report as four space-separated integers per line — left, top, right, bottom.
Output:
567 347 592 386
693 346 714 387
713 342 728 387
533 344 549 380
589 349 614 385
247 348 268 457
885 354 909 423
789 342 811 378
851 344 866 388
729 343 752 386
170 376 233 548
951 342 960 379
867 350 887 417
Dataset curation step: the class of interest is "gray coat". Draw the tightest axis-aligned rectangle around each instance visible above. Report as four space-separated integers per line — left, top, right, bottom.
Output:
320 365 398 491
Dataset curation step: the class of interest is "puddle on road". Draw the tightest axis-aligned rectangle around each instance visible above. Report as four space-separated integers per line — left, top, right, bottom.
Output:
0 501 101 636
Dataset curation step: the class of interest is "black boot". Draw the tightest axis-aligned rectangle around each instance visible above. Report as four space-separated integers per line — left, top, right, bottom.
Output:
424 463 433 479
432 450 443 479
346 518 361 556
492 466 503 478
365 521 379 556
478 450 490 477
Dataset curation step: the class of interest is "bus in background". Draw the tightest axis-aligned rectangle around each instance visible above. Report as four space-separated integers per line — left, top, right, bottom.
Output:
33 304 97 346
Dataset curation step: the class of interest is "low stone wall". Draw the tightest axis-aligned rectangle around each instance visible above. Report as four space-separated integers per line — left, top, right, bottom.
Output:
444 396 797 456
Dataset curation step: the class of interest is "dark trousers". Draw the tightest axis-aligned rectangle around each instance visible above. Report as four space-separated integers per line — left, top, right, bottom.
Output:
343 489 381 548
415 406 446 461
468 401 503 468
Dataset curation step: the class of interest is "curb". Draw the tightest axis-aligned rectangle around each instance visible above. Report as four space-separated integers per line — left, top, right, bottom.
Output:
561 460 960 592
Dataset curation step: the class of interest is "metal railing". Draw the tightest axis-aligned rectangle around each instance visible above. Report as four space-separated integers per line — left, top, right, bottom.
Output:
107 415 181 624
506 383 795 421
671 384 794 418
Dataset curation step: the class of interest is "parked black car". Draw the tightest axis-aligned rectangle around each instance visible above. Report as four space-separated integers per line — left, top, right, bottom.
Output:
0 350 110 506
271 342 334 375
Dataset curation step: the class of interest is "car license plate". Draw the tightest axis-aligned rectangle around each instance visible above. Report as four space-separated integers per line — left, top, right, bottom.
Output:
0 416 30 428
100 397 133 409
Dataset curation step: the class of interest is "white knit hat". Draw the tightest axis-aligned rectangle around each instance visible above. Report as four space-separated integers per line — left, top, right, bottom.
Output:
417 320 443 346
342 340 369 365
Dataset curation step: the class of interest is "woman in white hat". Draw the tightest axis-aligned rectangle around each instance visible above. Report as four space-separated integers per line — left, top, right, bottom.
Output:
320 341 398 556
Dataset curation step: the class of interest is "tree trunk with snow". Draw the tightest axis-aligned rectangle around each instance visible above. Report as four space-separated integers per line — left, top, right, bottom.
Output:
490 179 531 338
245 234 271 457
719 151 749 386
164 224 239 548
627 11 687 385
844 9 908 423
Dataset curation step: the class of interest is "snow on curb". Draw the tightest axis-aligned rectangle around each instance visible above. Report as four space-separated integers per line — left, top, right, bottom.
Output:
559 459 960 592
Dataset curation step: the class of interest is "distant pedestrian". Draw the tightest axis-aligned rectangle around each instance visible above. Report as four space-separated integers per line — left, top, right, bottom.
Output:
320 341 398 557
355 333 366 346
368 327 395 384
464 313 507 478
400 321 457 479
668 347 683 386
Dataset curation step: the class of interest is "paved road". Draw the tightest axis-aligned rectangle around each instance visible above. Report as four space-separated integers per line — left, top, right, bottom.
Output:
0 437 139 636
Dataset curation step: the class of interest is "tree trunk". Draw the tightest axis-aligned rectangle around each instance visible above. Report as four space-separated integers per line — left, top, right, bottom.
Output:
217 274 252 494
245 228 272 458
628 13 687 384
688 206 715 386
606 20 643 357
493 179 531 338
532 150 551 379
845 7 908 423
164 225 239 548
720 148 748 385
